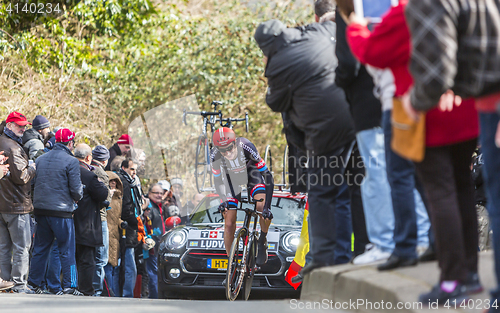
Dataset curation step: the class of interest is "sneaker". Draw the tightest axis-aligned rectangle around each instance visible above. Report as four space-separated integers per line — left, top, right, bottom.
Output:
352 245 391 265
464 272 483 295
419 282 468 305
12 286 35 294
256 237 268 266
53 290 65 296
63 288 84 296
0 279 15 291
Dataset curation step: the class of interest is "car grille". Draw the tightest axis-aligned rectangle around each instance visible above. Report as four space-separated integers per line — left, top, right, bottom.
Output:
182 249 283 275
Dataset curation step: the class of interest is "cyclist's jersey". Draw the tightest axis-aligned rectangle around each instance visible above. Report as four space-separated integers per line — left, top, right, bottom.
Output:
210 137 274 210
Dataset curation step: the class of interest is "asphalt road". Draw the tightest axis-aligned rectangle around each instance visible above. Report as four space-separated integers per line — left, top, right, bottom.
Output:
0 293 345 313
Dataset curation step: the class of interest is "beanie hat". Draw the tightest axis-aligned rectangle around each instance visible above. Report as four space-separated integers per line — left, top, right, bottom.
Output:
171 177 183 188
55 128 75 143
254 19 286 57
32 115 50 131
92 145 110 161
117 134 133 146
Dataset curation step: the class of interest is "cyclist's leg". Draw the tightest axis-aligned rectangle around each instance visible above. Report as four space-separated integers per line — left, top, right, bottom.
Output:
223 210 237 256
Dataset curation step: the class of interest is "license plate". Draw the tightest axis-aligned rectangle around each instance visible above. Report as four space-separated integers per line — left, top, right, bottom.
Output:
207 259 227 269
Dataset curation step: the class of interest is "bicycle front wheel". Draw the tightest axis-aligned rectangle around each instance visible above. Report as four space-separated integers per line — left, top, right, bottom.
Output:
226 228 247 301
195 135 208 193
241 234 257 300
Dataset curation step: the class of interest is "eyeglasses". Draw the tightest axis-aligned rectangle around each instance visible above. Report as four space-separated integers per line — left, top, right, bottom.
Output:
219 142 235 154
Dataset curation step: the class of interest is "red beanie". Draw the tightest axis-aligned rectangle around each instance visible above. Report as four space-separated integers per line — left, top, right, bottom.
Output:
117 134 133 146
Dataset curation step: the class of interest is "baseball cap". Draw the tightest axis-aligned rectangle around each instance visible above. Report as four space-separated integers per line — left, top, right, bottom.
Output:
6 112 31 126
158 180 171 191
55 128 75 143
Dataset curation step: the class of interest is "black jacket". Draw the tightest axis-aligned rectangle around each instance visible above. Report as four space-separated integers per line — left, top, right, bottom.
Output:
105 143 122 171
335 8 382 133
74 162 108 247
264 22 355 156
117 170 141 248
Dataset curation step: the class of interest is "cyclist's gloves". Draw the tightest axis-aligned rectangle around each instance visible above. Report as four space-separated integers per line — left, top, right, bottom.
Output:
218 198 239 214
262 206 273 220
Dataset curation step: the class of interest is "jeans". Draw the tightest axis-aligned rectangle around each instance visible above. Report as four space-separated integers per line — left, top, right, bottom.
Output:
356 127 395 253
334 181 352 264
0 213 31 288
382 111 430 258
43 240 62 292
479 112 500 310
146 253 158 299
29 215 78 289
93 220 109 296
104 263 120 297
307 142 353 265
122 248 136 298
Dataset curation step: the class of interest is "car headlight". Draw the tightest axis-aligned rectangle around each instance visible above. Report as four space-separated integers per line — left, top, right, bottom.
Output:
281 231 301 253
164 229 188 250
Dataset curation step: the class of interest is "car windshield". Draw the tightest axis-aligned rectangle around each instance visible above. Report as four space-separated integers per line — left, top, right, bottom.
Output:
189 196 305 226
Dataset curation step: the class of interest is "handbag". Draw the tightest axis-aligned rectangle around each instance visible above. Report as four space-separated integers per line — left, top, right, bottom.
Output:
390 97 426 162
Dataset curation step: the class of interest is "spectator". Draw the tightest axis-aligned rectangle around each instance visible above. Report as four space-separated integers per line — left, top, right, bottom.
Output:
143 183 165 299
170 177 184 208
404 0 489 303
74 144 108 296
340 0 432 269
29 128 84 296
116 158 142 297
254 19 356 276
0 112 36 293
90 145 112 296
104 172 123 297
105 134 133 171
22 115 50 160
184 193 204 215
110 155 126 172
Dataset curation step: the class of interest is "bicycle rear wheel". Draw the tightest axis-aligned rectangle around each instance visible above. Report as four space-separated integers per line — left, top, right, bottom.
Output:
195 135 208 193
226 228 247 301
241 234 256 300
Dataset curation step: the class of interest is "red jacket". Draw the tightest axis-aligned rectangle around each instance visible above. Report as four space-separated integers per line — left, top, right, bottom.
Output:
346 0 478 147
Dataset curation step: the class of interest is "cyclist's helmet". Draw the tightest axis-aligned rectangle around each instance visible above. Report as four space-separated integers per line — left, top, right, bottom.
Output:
213 127 236 147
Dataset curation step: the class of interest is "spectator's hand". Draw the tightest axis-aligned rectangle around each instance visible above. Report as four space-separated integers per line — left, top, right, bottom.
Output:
347 12 368 27
142 237 155 251
402 91 421 122
496 120 500 148
438 90 462 112
0 164 9 176
0 152 7 164
262 206 273 220
141 196 150 210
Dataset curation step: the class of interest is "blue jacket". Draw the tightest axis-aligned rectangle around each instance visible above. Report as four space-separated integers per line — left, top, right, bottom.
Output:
33 143 83 217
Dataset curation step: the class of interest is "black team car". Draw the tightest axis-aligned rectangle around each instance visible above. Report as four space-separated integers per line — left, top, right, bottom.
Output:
157 192 306 299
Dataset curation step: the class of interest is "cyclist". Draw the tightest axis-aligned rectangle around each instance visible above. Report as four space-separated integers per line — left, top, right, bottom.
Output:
211 127 274 266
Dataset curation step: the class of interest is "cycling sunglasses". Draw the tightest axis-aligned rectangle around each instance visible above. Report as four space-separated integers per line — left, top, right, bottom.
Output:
219 142 235 154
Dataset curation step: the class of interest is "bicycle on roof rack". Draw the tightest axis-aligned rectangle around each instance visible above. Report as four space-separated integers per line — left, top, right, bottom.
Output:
182 101 249 193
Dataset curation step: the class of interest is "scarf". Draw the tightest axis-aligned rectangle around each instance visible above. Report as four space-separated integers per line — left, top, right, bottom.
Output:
4 128 22 145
